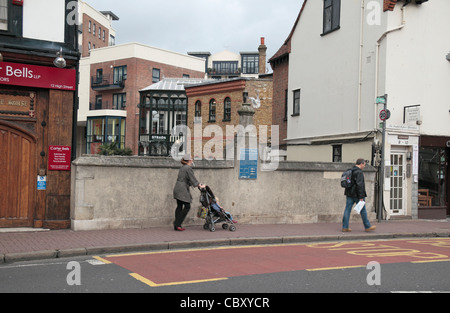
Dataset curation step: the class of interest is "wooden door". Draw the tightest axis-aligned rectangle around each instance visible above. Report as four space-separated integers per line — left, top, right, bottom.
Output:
0 120 37 227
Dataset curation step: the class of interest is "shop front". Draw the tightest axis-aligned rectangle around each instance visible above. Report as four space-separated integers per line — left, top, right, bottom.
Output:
0 62 77 229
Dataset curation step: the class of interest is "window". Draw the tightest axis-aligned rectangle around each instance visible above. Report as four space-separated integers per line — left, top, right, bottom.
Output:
292 89 300 116
152 68 160 83
113 93 126 110
88 20 91 33
103 30 105 41
419 147 447 207
175 113 186 126
322 0 341 35
242 55 259 74
87 117 126 154
113 66 127 84
98 26 101 39
0 0 8 31
93 23 96 36
110 35 115 46
209 99 216 122
224 97 231 121
332 145 342 162
96 69 103 84
95 95 102 110
194 101 202 123
212 61 238 75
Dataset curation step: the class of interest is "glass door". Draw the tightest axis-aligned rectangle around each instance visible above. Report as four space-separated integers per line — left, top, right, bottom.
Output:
390 152 406 215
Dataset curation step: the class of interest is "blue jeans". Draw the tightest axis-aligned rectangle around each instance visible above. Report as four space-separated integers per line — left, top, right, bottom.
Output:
342 197 371 229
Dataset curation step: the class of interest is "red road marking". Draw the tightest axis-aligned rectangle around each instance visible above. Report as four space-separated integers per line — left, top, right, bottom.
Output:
102 239 450 287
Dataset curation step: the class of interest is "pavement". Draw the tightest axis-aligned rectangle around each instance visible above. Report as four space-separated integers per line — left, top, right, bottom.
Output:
1 219 450 263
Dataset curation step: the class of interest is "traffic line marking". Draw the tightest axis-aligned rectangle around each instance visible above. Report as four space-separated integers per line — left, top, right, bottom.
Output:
306 265 366 271
410 259 450 264
92 256 112 264
129 273 228 287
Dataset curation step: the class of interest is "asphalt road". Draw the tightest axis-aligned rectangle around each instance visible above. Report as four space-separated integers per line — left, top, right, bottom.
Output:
1 238 449 298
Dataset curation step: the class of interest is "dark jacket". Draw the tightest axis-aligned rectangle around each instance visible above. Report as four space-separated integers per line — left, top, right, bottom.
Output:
173 164 200 203
344 166 367 199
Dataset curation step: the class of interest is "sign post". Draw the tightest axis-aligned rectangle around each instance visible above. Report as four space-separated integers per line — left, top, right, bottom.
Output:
377 94 388 222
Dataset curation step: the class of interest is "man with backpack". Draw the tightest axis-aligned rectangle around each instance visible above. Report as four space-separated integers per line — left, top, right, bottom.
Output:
342 158 376 232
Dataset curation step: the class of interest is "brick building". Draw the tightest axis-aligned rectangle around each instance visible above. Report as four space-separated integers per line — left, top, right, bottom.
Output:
185 77 273 160
269 36 291 152
78 1 118 58
78 43 205 155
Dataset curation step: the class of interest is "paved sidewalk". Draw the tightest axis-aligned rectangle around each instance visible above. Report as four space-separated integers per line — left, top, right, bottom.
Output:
1 219 450 263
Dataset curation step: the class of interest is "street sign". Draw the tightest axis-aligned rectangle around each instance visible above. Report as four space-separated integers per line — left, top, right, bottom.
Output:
376 96 386 104
379 109 391 121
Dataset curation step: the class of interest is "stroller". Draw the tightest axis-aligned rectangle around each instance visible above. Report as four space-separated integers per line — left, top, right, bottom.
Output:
198 186 236 232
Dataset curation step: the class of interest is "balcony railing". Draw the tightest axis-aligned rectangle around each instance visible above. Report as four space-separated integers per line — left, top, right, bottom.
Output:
89 102 126 110
91 74 126 90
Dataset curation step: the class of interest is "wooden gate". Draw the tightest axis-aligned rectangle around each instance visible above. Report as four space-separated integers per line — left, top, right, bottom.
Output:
0 120 37 227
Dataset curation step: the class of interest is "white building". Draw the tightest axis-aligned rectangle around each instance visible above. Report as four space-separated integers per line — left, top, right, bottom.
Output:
284 0 449 219
188 37 268 79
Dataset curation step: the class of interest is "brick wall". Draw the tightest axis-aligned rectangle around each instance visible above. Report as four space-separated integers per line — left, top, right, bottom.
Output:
270 56 289 150
81 13 110 57
186 78 273 160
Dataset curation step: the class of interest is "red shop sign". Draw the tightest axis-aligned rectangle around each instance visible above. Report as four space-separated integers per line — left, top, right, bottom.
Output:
0 62 76 91
48 145 71 171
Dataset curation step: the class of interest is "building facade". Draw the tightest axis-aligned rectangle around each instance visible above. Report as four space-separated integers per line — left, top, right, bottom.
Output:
185 77 273 160
283 0 449 219
189 37 268 80
78 0 118 58
0 0 79 229
77 42 206 155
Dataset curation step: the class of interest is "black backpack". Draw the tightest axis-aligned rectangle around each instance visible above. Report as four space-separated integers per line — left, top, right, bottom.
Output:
340 169 353 188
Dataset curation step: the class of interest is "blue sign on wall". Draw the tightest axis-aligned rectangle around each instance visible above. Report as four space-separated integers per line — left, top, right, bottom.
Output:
239 148 258 180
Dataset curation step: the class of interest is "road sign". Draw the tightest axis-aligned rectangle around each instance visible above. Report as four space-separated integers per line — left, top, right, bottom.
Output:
379 109 391 121
376 96 386 104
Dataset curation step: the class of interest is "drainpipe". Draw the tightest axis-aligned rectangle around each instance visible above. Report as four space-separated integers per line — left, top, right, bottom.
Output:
357 0 365 132
375 5 406 127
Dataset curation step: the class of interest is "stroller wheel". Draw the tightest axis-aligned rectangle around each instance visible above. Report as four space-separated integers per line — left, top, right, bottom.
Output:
203 223 209 230
209 225 215 232
229 225 236 232
222 224 228 230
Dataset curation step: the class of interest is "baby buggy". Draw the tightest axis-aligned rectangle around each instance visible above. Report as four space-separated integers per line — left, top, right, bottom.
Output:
198 186 236 232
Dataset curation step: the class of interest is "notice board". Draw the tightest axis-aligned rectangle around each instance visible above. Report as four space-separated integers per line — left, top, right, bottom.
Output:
48 145 71 171
239 148 258 180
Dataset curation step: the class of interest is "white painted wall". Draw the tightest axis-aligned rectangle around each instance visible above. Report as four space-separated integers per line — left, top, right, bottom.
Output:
23 0 65 43
384 1 450 137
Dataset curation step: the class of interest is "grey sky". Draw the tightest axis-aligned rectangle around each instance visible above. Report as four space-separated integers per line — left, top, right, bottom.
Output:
84 0 303 67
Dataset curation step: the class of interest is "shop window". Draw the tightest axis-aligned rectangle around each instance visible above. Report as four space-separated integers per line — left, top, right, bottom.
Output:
87 117 125 154
418 147 447 207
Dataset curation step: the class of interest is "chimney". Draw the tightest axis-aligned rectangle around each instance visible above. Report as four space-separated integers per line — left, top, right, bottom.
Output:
258 37 267 74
